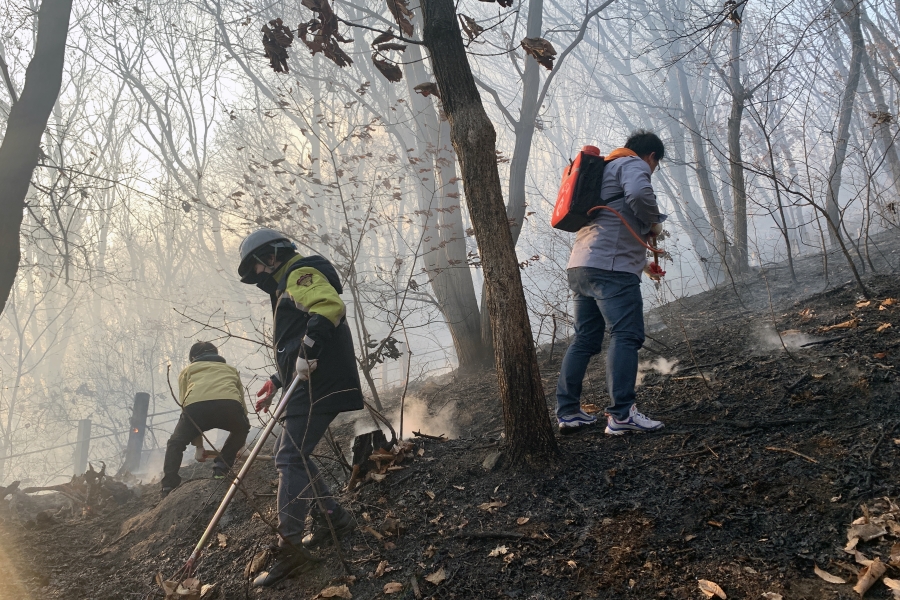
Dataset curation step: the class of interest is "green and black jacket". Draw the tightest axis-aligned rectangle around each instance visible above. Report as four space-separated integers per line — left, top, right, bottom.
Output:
269 254 364 418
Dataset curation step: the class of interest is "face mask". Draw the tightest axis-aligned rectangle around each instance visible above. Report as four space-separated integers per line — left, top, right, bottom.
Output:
256 274 279 295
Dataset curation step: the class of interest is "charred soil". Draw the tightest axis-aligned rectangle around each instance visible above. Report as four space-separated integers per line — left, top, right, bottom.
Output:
2 243 900 600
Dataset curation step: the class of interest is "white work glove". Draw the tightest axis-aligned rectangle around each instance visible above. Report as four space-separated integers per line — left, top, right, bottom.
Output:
649 222 663 236
295 357 318 381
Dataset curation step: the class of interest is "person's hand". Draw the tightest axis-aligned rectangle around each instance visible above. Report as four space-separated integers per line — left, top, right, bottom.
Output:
644 262 666 281
649 222 663 236
255 380 276 413
295 357 318 381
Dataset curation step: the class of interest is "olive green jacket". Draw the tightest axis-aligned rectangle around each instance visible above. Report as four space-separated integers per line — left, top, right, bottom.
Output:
178 355 246 411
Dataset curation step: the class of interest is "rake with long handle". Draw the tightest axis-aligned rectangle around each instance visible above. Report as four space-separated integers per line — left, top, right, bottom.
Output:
182 372 302 576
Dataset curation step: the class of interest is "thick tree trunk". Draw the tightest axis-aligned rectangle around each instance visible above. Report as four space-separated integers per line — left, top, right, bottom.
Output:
0 0 73 314
826 0 865 246
421 0 558 465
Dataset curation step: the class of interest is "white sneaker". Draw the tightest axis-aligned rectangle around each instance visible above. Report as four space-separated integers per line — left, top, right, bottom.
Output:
558 409 598 435
605 405 663 435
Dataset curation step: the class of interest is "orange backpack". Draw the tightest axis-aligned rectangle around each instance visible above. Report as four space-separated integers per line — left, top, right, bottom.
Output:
551 146 624 232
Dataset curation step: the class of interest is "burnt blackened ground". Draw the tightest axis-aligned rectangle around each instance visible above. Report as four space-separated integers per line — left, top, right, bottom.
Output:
2 239 900 600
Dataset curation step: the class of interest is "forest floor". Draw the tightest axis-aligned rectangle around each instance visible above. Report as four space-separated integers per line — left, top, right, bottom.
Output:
2 236 900 600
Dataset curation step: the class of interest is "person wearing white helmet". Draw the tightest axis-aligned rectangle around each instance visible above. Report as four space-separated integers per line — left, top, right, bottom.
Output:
238 228 363 587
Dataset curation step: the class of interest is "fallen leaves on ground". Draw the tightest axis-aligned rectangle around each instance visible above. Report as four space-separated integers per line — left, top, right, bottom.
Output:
821 317 860 332
877 323 892 333
216 533 227 548
697 579 726 598
316 584 352 599
157 573 201 600
516 517 530 525
478 500 506 512
424 567 446 585
488 545 508 557
374 560 389 577
383 582 403 594
814 564 846 584
853 557 887 596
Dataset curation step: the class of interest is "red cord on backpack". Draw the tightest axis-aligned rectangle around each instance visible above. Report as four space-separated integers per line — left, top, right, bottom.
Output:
586 205 664 255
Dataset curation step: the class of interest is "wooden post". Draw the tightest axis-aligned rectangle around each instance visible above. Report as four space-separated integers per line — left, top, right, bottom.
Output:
123 392 150 473
73 419 91 475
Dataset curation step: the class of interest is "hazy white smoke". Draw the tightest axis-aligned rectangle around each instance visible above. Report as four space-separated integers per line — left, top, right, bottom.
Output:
349 394 458 441
755 326 818 350
636 357 679 387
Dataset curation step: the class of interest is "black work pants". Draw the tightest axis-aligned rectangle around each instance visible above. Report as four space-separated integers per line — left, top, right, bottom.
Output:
161 400 250 489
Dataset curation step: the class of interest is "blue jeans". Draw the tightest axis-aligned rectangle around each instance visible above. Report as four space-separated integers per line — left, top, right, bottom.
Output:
556 267 645 420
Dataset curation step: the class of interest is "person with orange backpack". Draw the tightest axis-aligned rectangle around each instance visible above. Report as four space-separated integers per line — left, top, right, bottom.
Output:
555 130 667 436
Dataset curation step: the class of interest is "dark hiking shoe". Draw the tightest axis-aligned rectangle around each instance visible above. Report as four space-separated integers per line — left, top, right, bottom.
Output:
212 467 227 480
303 506 355 548
251 546 320 588
160 486 176 499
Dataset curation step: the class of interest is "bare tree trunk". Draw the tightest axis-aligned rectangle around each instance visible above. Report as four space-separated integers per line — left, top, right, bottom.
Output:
0 0 73 314
506 0 543 245
421 0 558 465
825 0 865 246
402 9 486 371
676 62 727 279
727 10 749 272
861 52 900 193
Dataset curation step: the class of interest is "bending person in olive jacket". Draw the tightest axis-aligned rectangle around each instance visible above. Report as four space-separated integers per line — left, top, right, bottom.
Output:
237 228 364 588
160 342 251 496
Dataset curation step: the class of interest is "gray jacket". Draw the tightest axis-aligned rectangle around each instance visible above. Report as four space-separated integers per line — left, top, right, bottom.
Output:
567 155 667 276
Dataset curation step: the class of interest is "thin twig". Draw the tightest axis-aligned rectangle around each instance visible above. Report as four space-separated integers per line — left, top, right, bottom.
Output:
765 446 818 463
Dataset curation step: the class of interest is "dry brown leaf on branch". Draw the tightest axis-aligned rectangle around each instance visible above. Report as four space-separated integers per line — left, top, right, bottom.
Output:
821 317 860 332
376 42 408 52
814 565 846 584
371 29 395 46
458 14 484 39
385 0 414 36
424 567 446 585
413 82 440 99
316 585 352 599
261 18 294 73
383 582 404 594
520 37 557 70
853 558 887 596
372 56 403 82
697 579 726 598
